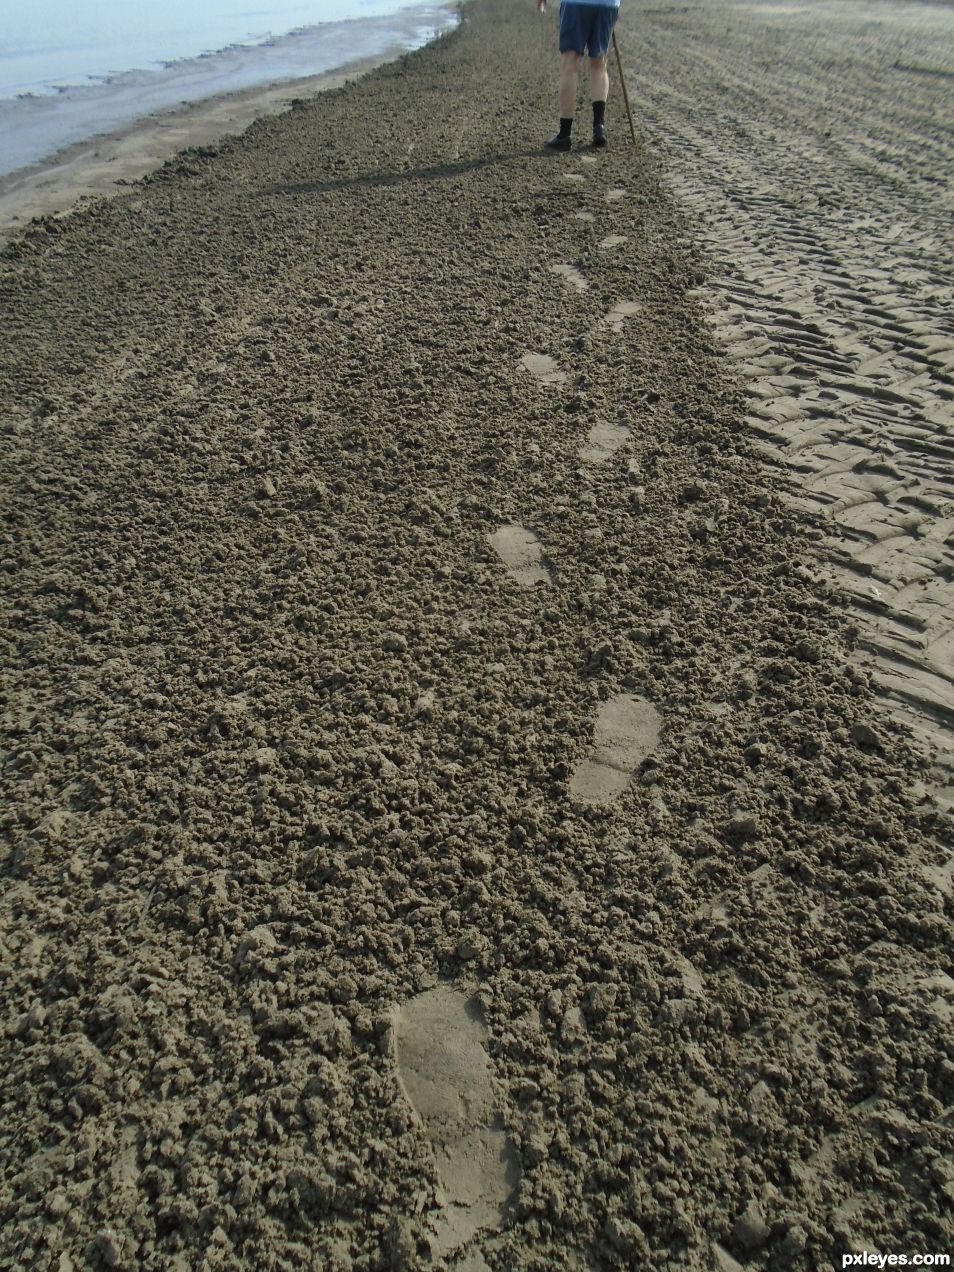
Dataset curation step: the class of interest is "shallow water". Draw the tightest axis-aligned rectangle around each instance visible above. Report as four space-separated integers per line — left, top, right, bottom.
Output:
1 0 447 97
0 1 458 176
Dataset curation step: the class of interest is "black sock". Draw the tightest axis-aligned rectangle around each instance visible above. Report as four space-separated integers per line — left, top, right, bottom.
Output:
559 117 573 137
593 100 606 126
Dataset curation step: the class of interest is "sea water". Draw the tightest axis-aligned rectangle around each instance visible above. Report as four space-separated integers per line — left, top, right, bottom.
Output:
0 0 459 176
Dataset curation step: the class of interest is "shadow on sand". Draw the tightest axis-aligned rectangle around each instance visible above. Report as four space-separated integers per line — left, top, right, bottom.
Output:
258 147 563 199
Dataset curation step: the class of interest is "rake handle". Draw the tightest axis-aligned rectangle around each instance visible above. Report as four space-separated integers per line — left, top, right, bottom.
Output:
612 30 638 147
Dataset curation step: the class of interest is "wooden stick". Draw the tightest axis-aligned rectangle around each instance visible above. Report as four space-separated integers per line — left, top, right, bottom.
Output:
612 30 638 147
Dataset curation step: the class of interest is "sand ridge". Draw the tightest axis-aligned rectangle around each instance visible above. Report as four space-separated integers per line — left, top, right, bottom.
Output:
1 0 952 1268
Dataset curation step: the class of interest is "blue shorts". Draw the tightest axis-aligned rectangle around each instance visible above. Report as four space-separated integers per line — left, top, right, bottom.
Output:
559 2 618 57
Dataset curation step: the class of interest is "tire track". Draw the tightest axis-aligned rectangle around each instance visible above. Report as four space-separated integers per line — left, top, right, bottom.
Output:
628 0 954 794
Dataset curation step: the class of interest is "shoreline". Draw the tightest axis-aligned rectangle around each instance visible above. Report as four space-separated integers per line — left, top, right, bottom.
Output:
0 22 457 245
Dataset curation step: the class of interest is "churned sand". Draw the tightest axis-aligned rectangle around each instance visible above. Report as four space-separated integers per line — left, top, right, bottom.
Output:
1 1 951 1269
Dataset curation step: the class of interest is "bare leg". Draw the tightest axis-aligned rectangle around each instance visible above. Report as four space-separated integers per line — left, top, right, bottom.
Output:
588 54 609 103
559 51 582 117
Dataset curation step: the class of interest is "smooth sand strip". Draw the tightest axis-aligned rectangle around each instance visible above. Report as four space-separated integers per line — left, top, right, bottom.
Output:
489 523 553 587
580 419 630 463
393 986 518 1259
570 694 662 806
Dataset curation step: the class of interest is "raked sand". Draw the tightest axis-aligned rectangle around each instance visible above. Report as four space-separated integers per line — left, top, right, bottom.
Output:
1 1 952 1268
636 0 954 797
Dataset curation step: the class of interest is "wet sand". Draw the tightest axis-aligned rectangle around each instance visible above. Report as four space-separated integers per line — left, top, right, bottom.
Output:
0 47 441 241
1 1 952 1269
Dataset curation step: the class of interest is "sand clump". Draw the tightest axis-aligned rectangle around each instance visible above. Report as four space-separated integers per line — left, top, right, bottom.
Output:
0 0 952 1269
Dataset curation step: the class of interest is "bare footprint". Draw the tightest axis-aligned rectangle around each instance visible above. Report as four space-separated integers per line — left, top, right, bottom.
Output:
580 419 630 463
564 172 586 183
569 693 662 806
599 234 628 249
574 211 595 222
605 299 643 332
489 523 553 586
519 352 566 386
549 263 588 292
605 187 626 202
394 986 519 1260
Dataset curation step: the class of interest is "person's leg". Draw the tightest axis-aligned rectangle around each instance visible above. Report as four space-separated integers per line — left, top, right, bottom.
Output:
546 4 584 148
587 54 609 106
589 54 608 145
560 51 582 117
588 6 617 146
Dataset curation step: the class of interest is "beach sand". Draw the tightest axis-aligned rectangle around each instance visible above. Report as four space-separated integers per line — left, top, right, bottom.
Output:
0 48 433 242
1 1 952 1269
635 0 954 797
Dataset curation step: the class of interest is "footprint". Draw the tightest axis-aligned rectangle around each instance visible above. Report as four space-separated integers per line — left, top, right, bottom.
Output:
549 263 588 292
569 693 662 806
605 187 626 202
519 352 566 385
580 419 630 463
674 954 706 997
489 523 553 587
605 299 643 332
578 154 598 165
574 211 595 222
564 172 586 183
922 853 954 898
454 1252 493 1272
599 234 628 249
394 986 519 1260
